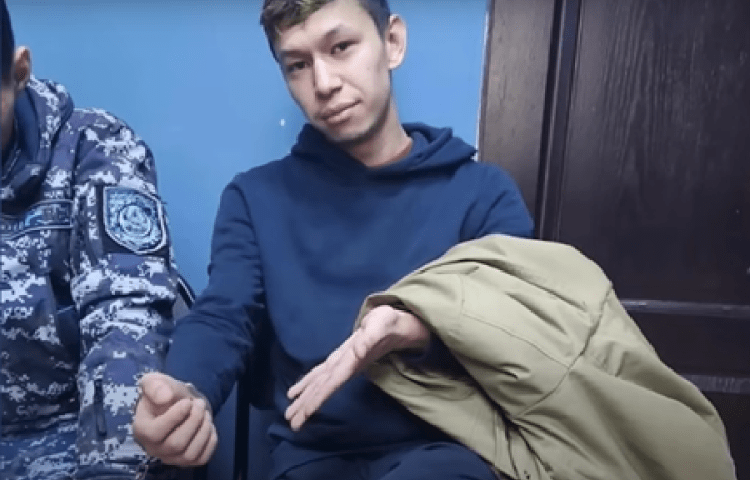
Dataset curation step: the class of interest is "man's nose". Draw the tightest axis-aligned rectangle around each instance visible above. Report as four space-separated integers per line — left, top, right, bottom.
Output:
313 59 342 97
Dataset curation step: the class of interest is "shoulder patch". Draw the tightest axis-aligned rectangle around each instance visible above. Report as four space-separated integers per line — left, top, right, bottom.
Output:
103 186 166 254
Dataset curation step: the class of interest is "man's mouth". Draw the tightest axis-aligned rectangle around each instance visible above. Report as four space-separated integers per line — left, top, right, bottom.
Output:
320 102 357 122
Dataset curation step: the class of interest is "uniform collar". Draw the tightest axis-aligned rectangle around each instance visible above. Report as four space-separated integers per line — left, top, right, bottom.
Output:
2 118 21 180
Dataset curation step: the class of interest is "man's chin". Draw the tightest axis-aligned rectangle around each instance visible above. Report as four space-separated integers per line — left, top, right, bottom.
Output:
329 133 366 148
320 125 375 149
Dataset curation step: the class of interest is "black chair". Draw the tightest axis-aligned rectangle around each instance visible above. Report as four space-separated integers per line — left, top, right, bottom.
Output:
177 281 274 480
233 312 275 480
173 275 196 319
232 376 275 480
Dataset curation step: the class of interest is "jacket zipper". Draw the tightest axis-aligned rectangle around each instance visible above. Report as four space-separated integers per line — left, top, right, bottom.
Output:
93 378 107 437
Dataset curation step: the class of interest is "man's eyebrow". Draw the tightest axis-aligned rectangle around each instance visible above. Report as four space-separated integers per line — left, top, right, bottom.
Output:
322 25 350 42
278 25 354 59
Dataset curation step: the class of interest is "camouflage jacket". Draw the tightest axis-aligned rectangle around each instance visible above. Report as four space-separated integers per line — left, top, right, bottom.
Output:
1 77 178 478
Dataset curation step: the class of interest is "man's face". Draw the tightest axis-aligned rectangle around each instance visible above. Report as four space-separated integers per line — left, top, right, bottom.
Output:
1 47 30 154
274 0 398 147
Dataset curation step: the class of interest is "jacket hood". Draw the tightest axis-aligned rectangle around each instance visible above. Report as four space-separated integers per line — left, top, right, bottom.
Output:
2 76 74 202
290 122 477 178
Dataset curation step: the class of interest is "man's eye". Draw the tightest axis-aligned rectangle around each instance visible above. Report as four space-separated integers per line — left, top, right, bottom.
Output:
285 61 306 73
332 41 353 55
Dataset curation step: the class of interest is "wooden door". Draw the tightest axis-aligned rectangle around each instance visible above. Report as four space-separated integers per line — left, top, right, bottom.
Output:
480 0 750 477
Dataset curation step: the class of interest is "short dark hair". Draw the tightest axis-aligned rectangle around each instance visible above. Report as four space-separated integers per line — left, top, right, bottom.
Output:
260 0 391 61
1 0 14 83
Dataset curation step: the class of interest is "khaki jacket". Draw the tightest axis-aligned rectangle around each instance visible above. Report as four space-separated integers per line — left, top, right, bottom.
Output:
356 235 736 480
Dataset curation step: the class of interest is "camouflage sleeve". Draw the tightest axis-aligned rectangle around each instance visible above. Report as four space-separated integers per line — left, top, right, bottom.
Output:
68 110 179 478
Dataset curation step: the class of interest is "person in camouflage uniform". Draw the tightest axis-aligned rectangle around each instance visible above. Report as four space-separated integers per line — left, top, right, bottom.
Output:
1 1 181 478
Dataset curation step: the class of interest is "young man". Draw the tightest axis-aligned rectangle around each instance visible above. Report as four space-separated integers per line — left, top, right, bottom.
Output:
133 1 532 479
1 1 180 478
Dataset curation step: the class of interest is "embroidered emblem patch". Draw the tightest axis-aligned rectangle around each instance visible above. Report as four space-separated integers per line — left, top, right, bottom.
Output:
103 186 166 254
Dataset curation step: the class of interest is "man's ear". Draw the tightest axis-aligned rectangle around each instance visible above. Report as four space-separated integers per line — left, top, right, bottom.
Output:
12 46 31 93
385 15 407 71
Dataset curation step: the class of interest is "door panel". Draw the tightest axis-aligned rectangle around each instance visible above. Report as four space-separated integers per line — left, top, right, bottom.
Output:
478 0 557 213
559 0 750 304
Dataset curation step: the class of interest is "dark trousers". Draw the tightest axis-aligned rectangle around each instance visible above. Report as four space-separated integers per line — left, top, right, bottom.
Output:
274 441 508 480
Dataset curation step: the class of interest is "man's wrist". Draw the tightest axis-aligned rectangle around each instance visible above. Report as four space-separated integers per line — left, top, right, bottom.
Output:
392 308 430 352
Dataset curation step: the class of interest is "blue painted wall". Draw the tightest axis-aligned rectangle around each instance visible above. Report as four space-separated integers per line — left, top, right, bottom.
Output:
7 1 489 477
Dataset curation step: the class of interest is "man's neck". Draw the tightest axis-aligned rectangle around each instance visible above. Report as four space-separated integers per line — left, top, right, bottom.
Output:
342 99 412 168
348 129 412 169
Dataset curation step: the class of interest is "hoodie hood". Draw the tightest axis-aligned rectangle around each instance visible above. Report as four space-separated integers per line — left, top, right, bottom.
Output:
290 122 477 179
2 76 74 202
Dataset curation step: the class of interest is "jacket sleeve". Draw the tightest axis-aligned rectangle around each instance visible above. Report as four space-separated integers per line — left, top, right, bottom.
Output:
165 180 265 413
69 111 179 478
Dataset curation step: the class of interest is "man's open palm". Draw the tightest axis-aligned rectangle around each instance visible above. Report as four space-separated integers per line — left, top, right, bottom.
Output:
285 305 430 431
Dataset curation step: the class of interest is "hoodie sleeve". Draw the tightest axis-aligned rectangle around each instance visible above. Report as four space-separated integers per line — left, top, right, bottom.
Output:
68 111 179 478
165 179 264 413
410 163 534 368
461 163 534 240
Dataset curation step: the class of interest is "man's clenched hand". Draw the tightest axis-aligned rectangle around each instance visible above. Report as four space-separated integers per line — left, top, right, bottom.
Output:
132 372 218 466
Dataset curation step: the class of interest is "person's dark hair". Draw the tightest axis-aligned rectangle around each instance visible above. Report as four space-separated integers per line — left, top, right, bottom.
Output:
260 0 391 61
1 0 15 83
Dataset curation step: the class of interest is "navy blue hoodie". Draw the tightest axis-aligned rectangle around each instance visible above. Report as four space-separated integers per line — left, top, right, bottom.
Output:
166 123 532 468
